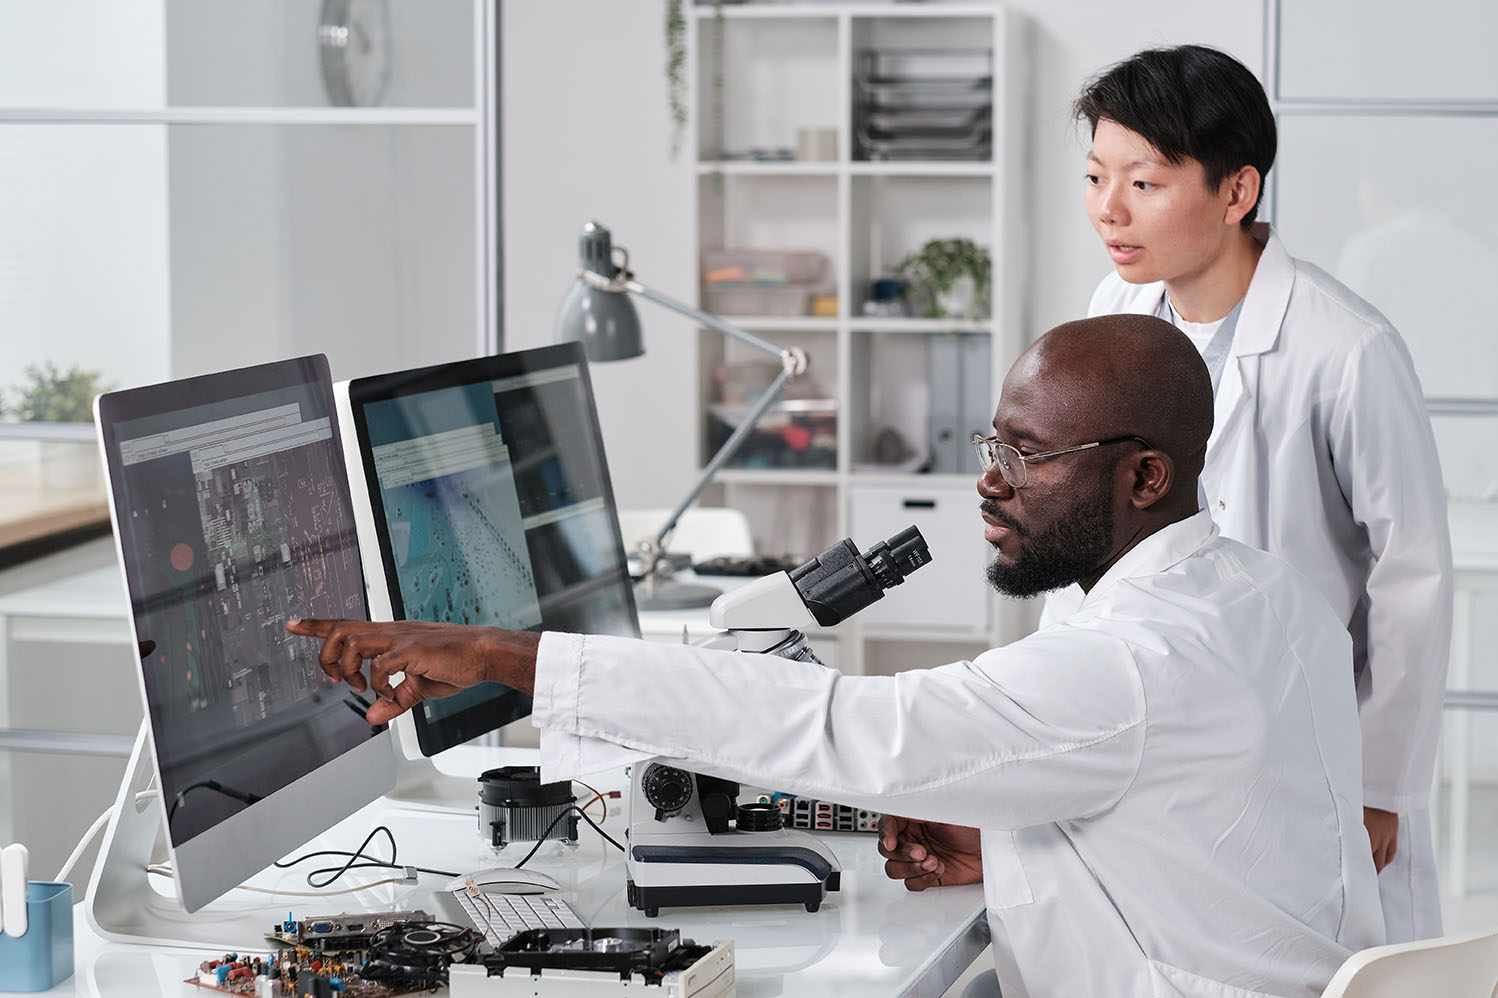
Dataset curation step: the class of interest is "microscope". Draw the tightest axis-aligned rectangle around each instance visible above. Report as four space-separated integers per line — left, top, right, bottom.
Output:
625 526 931 918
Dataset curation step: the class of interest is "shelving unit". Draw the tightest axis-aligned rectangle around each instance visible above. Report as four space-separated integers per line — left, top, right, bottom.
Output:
688 3 1031 672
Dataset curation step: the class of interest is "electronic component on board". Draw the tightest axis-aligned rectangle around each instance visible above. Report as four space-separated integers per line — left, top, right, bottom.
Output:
266 908 436 950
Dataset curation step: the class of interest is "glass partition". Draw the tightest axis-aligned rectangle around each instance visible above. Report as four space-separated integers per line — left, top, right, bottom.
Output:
0 0 475 110
1277 0 1498 102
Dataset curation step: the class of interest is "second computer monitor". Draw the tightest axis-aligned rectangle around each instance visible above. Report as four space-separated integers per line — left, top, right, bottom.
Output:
340 342 639 756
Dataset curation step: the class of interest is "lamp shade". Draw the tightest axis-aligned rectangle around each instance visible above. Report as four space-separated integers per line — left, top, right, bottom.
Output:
555 222 645 362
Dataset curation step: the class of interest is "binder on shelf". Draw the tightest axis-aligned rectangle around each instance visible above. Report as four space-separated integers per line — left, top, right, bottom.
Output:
926 333 964 475
958 332 993 465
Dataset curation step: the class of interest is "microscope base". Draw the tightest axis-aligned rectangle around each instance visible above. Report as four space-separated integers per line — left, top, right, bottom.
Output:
627 874 839 918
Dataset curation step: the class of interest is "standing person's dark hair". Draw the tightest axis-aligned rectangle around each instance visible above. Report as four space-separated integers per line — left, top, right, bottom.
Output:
1074 45 1276 229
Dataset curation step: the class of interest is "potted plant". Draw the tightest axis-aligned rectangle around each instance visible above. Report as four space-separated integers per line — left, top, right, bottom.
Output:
9 361 109 423
666 0 725 163
895 237 992 321
7 362 112 490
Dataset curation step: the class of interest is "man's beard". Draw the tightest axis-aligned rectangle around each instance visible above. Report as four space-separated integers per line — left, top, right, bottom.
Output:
984 483 1115 599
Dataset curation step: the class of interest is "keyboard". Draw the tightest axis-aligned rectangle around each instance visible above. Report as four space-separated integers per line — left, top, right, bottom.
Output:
446 889 585 947
692 554 804 577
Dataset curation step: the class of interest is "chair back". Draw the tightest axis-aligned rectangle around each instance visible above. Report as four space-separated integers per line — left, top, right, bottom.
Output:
1321 928 1498 997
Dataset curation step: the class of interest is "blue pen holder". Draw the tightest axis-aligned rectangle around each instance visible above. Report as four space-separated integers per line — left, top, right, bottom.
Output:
0 882 74 992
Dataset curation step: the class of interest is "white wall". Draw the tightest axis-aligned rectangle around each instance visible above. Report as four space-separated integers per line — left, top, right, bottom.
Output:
502 0 698 511
501 0 1262 511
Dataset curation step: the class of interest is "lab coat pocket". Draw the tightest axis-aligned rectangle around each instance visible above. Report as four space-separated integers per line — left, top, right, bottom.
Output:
980 831 1034 909
1147 959 1278 998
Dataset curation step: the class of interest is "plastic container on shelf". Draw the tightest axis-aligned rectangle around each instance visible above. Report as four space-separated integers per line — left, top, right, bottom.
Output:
703 285 816 317
709 398 838 470
702 248 833 317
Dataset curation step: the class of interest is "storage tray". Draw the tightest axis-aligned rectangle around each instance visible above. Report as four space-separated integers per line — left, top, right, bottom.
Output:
701 248 832 317
857 125 992 161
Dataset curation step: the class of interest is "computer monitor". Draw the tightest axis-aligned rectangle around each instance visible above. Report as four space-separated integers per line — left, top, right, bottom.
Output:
337 342 639 778
89 355 395 943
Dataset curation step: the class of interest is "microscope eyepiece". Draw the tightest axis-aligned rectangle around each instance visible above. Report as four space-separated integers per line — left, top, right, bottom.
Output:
861 526 929 591
788 525 931 627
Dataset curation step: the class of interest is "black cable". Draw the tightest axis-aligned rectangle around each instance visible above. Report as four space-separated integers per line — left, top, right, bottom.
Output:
575 802 627 854
274 802 623 890
275 825 458 888
167 779 262 820
509 804 625 869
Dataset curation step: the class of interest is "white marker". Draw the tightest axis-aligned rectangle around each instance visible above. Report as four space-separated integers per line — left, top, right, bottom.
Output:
1 842 28 937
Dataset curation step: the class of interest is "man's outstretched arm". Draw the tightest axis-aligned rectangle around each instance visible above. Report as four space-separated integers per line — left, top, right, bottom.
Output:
286 618 539 725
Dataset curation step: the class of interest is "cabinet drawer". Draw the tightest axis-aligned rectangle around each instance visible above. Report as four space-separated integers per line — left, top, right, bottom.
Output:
849 484 989 632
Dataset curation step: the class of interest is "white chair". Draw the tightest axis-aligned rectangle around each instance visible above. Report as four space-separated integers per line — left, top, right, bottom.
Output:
1321 928 1498 997
615 507 755 561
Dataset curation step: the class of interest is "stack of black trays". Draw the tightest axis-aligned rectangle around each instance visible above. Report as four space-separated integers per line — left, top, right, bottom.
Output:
854 48 993 161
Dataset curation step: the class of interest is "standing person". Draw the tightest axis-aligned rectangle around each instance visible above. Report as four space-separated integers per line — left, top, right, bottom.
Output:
293 315 1384 997
1059 43 1453 941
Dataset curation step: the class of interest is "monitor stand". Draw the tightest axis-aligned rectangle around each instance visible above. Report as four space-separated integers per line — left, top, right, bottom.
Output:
380 714 541 813
85 725 288 950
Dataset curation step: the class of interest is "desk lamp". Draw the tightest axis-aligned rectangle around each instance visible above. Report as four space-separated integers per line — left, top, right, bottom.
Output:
556 221 808 611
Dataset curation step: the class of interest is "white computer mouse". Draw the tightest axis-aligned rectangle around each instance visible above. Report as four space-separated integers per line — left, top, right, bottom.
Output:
444 866 562 895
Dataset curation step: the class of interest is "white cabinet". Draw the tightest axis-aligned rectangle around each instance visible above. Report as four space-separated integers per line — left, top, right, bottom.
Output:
687 3 1030 672
849 484 989 634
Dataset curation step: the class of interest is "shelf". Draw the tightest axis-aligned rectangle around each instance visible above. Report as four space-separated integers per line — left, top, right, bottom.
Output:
848 162 995 177
697 162 841 177
712 316 840 333
693 3 1003 19
712 468 840 487
848 472 978 489
695 162 995 178
0 107 481 126
689 2 1025 663
849 318 993 334
692 4 839 20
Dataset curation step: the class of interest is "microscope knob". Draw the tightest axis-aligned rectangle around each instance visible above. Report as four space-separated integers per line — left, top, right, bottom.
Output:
641 764 694 815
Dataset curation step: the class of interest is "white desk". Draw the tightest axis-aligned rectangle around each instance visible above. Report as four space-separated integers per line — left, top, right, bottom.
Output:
49 747 987 997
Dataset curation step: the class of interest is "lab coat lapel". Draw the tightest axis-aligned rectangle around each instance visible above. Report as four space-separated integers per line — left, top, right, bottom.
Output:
1209 224 1294 455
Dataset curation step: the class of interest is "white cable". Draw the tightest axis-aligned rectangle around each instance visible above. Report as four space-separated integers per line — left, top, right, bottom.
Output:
54 790 161 883
55 807 114 884
144 864 406 898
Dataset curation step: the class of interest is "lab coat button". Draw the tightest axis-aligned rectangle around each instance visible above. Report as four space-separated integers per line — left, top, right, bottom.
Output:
1217 500 1226 510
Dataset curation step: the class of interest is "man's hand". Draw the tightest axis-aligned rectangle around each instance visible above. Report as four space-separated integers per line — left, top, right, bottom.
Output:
1364 806 1399 873
286 619 540 726
877 815 984 892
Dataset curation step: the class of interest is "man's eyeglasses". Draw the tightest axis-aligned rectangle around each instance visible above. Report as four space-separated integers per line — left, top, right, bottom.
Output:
972 433 1152 489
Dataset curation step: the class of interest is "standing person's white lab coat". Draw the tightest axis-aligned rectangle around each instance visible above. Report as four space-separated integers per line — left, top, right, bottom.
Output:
535 511 1385 998
1052 223 1454 940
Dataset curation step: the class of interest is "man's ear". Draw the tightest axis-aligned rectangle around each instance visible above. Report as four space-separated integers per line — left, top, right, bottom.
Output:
1128 450 1174 510
1221 165 1262 227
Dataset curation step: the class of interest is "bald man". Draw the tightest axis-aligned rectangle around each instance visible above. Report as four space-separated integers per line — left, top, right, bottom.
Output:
291 315 1382 998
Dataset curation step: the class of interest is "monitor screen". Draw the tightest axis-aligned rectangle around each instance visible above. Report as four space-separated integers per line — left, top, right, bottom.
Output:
343 342 639 755
95 355 394 912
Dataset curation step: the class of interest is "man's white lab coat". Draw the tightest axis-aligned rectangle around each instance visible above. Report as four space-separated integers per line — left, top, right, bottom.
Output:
1064 224 1454 939
535 511 1384 998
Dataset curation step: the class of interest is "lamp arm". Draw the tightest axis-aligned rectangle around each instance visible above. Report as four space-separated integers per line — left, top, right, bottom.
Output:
622 276 793 362
653 363 796 555
577 266 811 564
